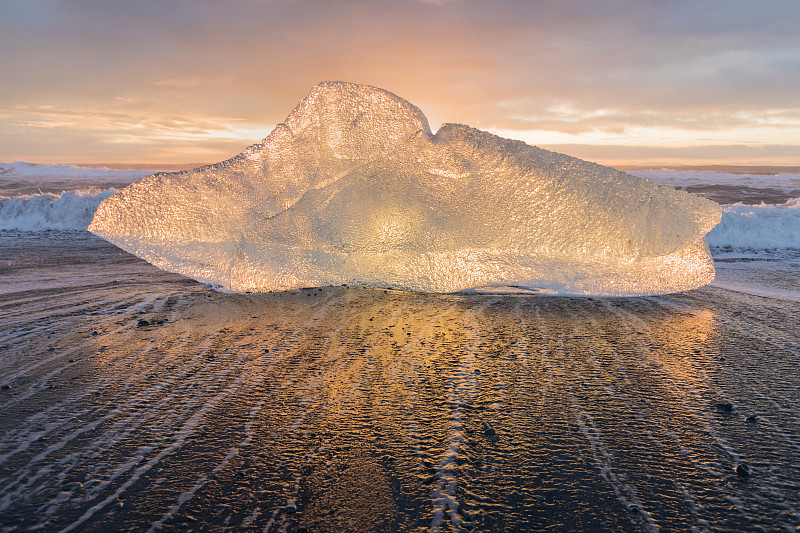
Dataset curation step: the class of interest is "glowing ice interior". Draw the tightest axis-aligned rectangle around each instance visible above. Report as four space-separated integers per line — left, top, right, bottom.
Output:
89 81 721 296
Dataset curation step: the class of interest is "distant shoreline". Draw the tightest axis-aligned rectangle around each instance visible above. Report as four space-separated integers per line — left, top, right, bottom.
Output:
614 164 800 175
69 162 209 171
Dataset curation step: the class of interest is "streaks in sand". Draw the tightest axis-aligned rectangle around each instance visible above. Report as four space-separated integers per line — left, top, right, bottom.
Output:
1 252 800 530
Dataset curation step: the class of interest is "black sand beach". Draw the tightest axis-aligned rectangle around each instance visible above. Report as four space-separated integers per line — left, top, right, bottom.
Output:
1 234 799 532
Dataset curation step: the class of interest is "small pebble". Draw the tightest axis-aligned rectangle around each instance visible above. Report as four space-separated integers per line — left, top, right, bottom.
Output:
745 415 758 423
137 319 150 327
482 422 496 437
0 384 10 390
716 402 735 412
285 500 297 513
736 463 752 477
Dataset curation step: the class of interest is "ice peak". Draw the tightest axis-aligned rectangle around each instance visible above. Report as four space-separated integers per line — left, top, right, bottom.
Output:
281 80 432 141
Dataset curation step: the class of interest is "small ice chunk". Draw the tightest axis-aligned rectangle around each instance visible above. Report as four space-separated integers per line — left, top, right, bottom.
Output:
90 82 720 296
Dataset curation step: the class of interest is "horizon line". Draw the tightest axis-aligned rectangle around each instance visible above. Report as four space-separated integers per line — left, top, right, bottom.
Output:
44 162 800 175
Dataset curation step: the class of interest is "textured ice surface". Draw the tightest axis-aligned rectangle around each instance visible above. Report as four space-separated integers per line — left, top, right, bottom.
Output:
89 82 721 296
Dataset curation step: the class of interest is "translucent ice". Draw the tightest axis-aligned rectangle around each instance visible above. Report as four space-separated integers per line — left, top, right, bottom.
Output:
89 81 721 296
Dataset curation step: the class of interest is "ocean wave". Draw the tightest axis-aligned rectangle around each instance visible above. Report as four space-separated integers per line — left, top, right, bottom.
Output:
708 198 800 250
0 161 157 180
629 169 800 191
0 189 117 231
0 161 161 197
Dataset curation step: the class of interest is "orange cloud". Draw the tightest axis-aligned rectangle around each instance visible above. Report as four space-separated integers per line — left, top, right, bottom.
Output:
1 0 798 165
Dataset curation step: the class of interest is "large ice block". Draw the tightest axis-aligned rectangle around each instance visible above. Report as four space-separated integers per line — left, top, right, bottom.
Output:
89 81 721 296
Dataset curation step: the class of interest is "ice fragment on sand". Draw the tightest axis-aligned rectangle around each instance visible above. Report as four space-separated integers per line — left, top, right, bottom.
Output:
89 81 721 296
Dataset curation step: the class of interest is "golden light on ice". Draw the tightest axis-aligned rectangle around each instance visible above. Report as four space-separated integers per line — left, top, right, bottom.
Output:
90 82 721 296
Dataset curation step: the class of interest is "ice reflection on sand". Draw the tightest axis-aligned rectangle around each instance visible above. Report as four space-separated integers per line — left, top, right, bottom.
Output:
1 237 799 532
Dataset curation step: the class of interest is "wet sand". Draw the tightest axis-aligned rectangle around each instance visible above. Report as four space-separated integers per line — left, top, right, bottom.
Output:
1 236 799 532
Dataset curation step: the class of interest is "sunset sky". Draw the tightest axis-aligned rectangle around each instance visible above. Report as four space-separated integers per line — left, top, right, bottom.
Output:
1 0 799 167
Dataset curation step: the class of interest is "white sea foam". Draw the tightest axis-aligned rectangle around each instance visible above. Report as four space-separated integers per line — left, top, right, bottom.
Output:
0 162 159 232
708 198 800 250
0 189 117 231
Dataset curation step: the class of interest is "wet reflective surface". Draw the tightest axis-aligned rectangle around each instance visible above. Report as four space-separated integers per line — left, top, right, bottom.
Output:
1 234 799 532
